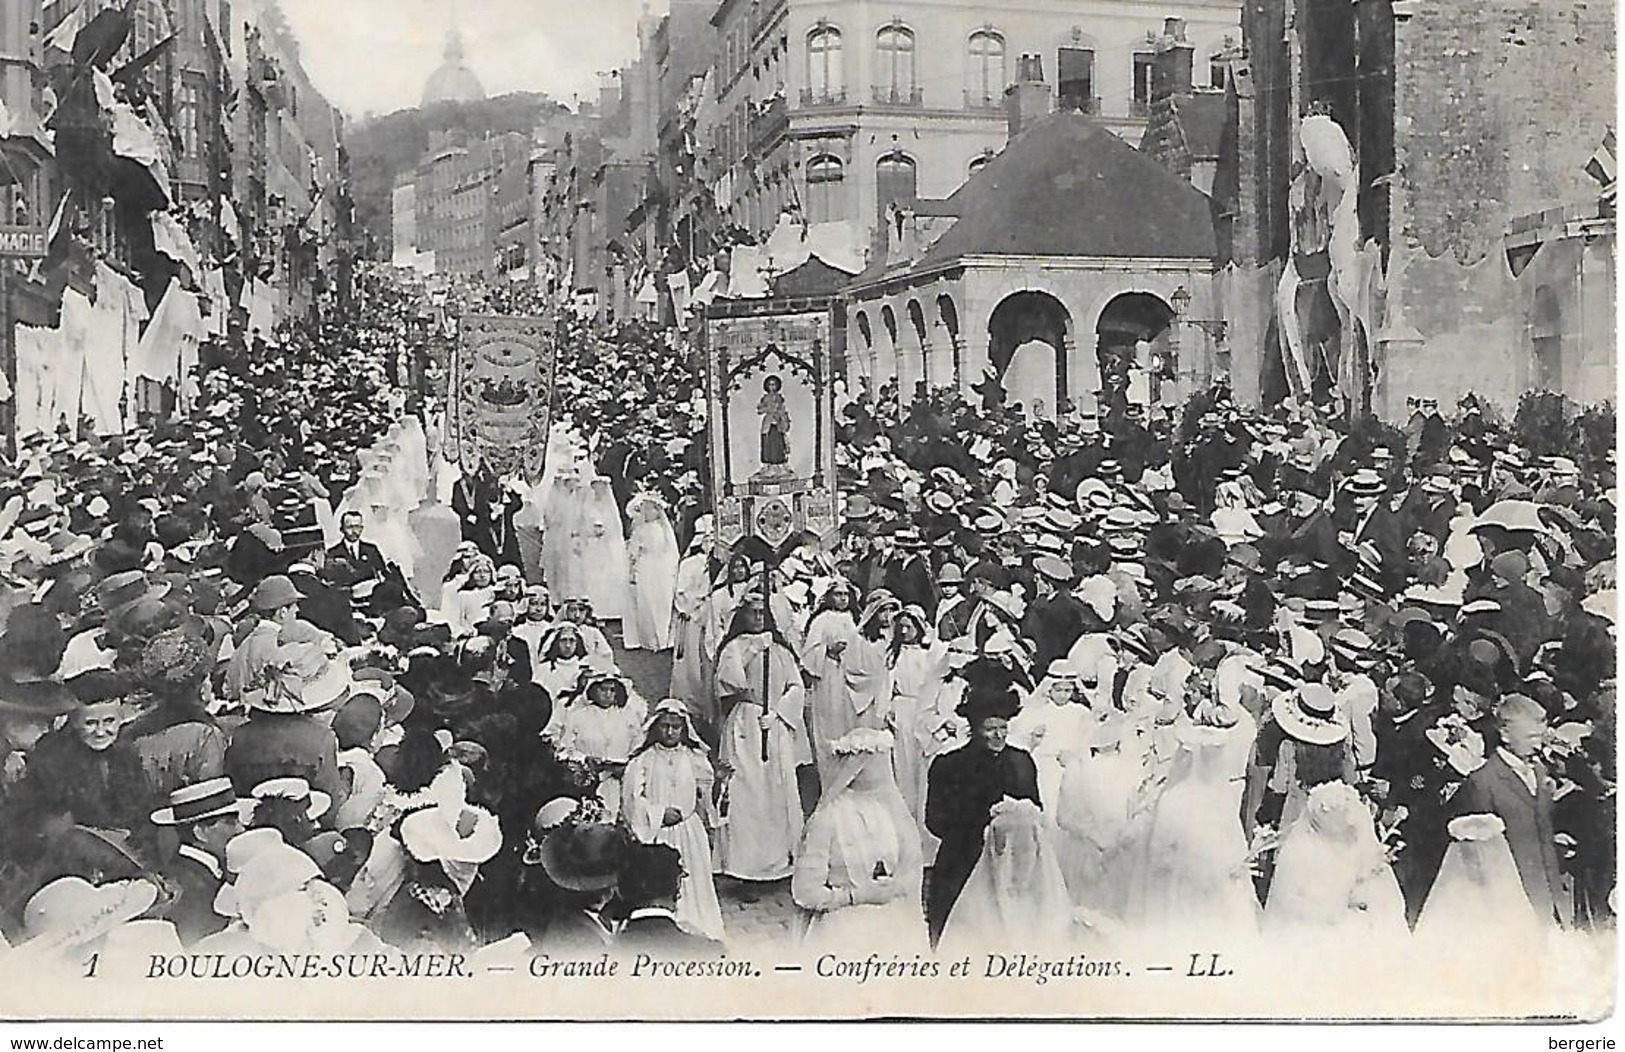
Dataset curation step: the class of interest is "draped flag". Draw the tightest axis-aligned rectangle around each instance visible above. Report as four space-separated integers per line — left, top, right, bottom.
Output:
450 314 557 484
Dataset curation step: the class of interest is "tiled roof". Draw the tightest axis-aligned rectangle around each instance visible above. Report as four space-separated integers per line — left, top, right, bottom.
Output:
912 112 1217 269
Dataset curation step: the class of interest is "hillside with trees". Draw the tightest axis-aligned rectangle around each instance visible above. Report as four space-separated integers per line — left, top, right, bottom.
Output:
347 92 564 257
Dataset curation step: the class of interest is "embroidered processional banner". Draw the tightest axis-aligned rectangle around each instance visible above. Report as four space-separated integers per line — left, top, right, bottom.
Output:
449 314 556 483
704 304 838 551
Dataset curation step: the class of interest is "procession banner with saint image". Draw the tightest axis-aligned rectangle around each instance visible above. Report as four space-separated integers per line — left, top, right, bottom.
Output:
449 314 557 483
704 304 838 552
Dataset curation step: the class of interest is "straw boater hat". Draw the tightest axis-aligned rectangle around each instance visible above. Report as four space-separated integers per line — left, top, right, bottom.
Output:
250 777 332 821
151 777 251 826
1272 683 1349 746
1344 470 1386 499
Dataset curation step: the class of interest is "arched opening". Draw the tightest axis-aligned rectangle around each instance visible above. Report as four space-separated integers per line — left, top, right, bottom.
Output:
987 290 1073 417
806 24 843 101
1095 292 1175 414
875 24 917 103
966 29 1006 108
879 304 900 402
876 152 917 228
937 294 961 386
1530 284 1564 392
906 299 930 395
805 154 845 222
854 309 874 389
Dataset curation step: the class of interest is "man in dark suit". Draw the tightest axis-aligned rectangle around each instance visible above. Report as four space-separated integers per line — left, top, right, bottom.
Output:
151 778 247 945
326 511 388 585
286 550 364 645
883 530 940 620
324 510 420 617
924 687 1041 948
614 842 724 956
1269 488 1342 568
1458 694 1568 926
1021 558 1093 674
1348 473 1409 589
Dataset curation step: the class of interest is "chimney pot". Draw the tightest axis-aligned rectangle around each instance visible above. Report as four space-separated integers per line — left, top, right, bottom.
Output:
1005 55 1054 138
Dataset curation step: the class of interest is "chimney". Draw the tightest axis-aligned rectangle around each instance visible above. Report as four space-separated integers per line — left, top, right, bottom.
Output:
1155 17 1194 99
1005 53 1053 138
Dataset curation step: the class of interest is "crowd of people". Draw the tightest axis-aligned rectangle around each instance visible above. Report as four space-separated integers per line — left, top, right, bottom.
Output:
0 264 1612 997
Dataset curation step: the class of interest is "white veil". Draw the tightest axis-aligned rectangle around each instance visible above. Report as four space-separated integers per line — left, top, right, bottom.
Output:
624 493 680 651
941 798 1075 953
1263 780 1407 941
583 476 631 621
1415 813 1545 949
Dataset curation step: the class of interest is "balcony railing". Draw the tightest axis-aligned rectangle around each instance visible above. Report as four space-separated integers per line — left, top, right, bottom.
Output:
800 87 847 107
964 88 1004 112
871 84 924 108
1130 99 1152 117
749 95 788 150
1057 94 1101 115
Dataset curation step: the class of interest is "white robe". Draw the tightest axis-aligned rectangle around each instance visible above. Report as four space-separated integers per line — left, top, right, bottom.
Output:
792 787 926 952
624 503 679 651
940 814 1078 954
1008 699 1097 820
542 479 588 599
669 553 713 706
623 745 725 940
549 697 649 819
443 585 494 637
799 610 873 781
581 483 631 620
1127 714 1261 939
713 633 809 881
1055 739 1152 917
887 642 955 863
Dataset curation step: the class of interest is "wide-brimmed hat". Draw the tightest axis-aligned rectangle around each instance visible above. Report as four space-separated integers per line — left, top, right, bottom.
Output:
538 822 629 892
400 800 502 867
23 877 159 950
250 777 332 821
1272 683 1349 746
250 575 305 613
955 684 1021 724
221 829 286 879
151 777 251 826
93 569 169 616
0 678 79 719
247 637 352 714
215 842 321 920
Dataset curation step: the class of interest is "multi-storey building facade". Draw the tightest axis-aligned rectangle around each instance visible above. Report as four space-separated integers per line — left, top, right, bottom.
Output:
709 0 1241 252
405 131 532 282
